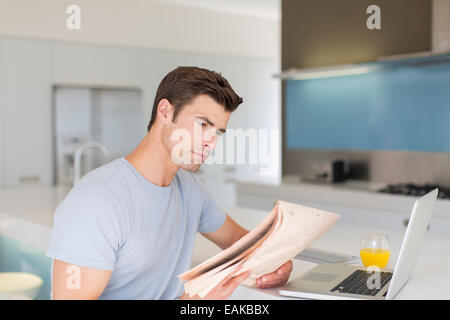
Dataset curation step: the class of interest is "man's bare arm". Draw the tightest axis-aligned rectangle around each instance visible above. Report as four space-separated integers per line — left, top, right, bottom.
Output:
51 259 112 300
201 214 249 250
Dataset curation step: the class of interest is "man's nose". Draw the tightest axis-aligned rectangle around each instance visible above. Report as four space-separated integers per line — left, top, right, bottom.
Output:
203 134 217 150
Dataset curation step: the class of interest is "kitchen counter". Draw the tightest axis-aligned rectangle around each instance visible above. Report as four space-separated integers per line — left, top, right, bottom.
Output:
1 186 450 299
4 177 450 229
0 185 71 227
235 176 450 220
192 206 450 300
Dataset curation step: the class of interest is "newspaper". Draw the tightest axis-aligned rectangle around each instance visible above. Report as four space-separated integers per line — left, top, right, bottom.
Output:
178 200 340 298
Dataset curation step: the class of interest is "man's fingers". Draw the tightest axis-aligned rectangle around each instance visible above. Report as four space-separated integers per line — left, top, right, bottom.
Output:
220 270 251 297
256 276 287 287
219 265 243 285
205 269 250 300
226 270 251 288
260 260 293 281
256 280 286 289
276 260 293 275
256 261 292 288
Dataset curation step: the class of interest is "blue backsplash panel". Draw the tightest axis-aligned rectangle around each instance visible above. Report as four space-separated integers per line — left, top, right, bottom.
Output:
285 63 450 152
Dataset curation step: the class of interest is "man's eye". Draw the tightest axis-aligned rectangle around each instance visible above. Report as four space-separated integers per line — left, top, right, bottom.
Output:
195 120 206 127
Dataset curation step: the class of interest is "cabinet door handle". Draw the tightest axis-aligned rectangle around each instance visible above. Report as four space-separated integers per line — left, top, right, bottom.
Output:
19 175 40 183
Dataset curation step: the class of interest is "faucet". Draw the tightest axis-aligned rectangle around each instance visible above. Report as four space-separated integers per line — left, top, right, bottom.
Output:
73 141 110 185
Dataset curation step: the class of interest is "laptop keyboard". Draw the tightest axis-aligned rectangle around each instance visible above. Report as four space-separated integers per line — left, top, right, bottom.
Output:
330 269 392 296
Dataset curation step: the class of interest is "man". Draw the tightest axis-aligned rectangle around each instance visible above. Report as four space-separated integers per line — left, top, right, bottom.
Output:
46 66 292 299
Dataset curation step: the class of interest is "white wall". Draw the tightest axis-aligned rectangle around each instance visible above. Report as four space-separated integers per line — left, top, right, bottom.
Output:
0 0 279 60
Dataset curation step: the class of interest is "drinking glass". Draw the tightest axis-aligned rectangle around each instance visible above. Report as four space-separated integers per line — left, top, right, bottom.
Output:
360 232 390 268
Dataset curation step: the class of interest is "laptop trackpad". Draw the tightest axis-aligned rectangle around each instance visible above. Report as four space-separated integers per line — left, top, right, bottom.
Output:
303 272 339 283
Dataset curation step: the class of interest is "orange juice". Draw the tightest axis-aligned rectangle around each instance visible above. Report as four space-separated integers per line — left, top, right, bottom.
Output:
360 248 390 268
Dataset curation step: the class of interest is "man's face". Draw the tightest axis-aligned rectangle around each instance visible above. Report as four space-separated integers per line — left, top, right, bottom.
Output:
162 94 231 172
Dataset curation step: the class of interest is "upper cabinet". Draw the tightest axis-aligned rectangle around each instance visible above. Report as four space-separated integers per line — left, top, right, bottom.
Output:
282 0 432 70
0 39 4 186
52 43 140 88
2 38 52 186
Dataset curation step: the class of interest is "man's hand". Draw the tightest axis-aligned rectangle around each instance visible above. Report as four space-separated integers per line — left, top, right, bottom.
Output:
255 260 293 289
200 215 293 291
180 269 251 300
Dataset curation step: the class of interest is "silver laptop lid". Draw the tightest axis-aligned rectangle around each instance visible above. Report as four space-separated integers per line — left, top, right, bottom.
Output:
386 188 438 300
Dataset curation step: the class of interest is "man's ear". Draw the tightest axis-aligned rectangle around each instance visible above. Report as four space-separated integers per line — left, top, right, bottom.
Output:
157 99 174 124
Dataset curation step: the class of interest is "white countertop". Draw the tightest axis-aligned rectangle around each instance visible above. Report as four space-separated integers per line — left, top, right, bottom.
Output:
1 185 450 299
235 176 450 220
193 206 450 300
0 185 70 227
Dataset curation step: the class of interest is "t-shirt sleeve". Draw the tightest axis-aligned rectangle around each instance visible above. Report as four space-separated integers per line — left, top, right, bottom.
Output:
45 188 125 271
195 176 227 234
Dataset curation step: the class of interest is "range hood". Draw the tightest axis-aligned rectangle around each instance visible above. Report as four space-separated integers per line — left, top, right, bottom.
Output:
275 50 450 81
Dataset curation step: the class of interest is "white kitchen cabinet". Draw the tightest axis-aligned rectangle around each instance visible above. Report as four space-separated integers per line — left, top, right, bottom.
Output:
52 43 140 88
2 38 52 186
0 39 4 185
205 56 281 185
237 58 281 183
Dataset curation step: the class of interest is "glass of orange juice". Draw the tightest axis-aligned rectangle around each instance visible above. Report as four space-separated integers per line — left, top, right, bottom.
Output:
360 232 390 268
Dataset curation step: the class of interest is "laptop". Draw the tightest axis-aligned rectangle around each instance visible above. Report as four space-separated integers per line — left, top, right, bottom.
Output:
279 188 438 300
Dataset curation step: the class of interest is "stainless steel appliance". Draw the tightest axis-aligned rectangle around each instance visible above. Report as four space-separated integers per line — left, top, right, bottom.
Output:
299 158 350 183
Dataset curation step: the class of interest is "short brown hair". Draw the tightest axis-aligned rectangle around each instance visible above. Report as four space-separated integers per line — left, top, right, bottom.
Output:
147 66 243 131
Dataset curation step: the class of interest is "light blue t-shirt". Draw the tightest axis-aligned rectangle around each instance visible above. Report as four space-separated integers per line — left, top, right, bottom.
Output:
45 157 226 299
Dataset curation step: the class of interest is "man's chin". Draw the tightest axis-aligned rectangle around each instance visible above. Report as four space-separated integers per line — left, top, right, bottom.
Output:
179 163 202 172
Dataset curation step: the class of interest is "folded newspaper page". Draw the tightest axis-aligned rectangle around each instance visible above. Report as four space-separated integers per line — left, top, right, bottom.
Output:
178 200 340 298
